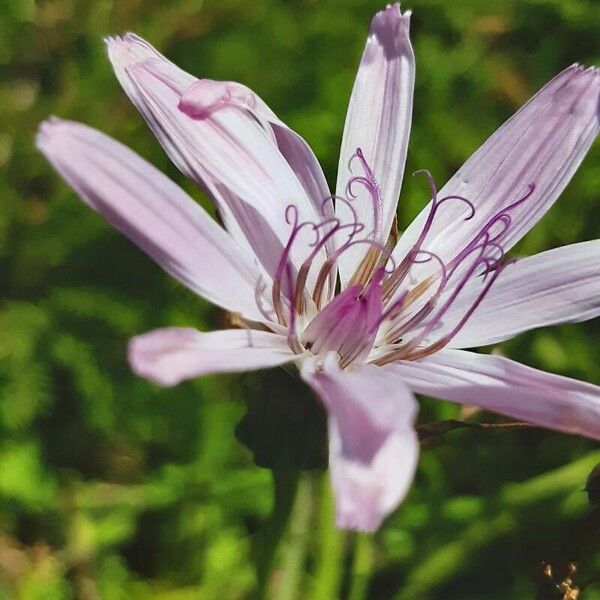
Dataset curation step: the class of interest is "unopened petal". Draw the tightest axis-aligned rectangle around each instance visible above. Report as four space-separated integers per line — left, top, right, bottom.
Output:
36 118 266 321
390 349 600 440
106 35 328 288
129 327 294 386
301 353 419 531
336 4 415 286
180 79 333 222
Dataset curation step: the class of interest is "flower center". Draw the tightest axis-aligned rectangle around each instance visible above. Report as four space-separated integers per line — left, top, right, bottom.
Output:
301 268 384 368
259 148 535 367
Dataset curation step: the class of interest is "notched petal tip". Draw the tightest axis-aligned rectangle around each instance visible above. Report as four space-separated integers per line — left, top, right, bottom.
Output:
105 32 160 71
372 3 411 28
36 116 76 155
553 62 600 119
564 61 600 85
336 510 382 532
35 116 58 147
369 3 412 58
127 328 201 387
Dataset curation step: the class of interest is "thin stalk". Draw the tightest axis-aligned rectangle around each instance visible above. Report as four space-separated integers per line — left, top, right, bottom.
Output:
348 533 375 600
277 474 314 600
253 466 301 599
311 474 346 599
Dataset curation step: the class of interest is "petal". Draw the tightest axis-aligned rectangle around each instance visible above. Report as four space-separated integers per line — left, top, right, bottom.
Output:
394 64 600 266
335 4 415 286
106 34 327 288
389 348 600 440
129 327 294 386
431 240 600 348
301 353 419 531
179 79 333 222
36 118 266 322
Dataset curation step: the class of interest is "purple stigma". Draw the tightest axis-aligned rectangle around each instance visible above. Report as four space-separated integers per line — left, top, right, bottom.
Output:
346 147 384 240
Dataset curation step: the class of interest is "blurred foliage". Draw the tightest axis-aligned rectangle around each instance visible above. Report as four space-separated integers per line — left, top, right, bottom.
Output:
1 0 599 598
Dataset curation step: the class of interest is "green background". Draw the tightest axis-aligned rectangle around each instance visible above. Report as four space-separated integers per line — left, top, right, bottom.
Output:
1 0 600 597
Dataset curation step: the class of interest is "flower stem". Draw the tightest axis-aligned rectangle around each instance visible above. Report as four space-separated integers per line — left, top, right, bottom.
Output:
311 474 346 599
277 474 313 600
253 465 301 599
348 533 375 600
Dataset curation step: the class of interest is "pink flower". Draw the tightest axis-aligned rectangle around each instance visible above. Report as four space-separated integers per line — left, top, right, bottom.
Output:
37 4 600 531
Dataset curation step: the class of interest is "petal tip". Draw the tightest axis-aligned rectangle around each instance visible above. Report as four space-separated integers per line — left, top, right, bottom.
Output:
373 2 412 28
335 504 388 533
336 509 382 532
106 32 158 71
35 116 70 155
368 3 412 59
127 336 173 387
555 62 600 119
127 327 211 388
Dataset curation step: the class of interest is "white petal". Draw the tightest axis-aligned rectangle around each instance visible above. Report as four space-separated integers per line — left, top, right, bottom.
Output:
394 65 600 268
37 118 266 321
179 78 333 223
335 4 415 286
129 327 294 386
301 352 419 531
389 348 600 440
106 34 327 288
430 240 600 348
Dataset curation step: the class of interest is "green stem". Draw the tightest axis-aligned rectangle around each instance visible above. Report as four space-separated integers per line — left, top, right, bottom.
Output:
348 533 375 600
311 474 346 599
278 475 313 600
253 466 301 599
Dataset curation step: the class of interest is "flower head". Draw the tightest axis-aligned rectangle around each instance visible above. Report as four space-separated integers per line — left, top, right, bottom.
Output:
38 3 600 531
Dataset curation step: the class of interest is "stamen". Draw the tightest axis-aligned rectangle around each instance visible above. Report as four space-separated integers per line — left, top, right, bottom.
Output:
274 190 375 325
254 275 276 322
271 205 309 325
373 290 409 330
410 170 476 255
265 163 534 369
434 260 514 346
285 261 303 353
383 237 507 366
346 147 384 240
382 251 448 342
446 183 535 273
403 242 490 352
349 245 382 287
382 181 533 309
312 239 395 310
400 262 509 362
294 220 363 313
381 172 475 303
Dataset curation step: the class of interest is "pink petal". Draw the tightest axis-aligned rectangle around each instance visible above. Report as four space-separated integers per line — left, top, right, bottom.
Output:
394 65 600 267
180 79 333 223
429 240 600 348
389 349 600 440
335 4 415 286
301 353 419 531
36 118 265 322
106 34 327 288
129 327 294 386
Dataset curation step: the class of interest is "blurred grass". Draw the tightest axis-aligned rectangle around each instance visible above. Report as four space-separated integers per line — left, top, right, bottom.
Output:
1 0 599 598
